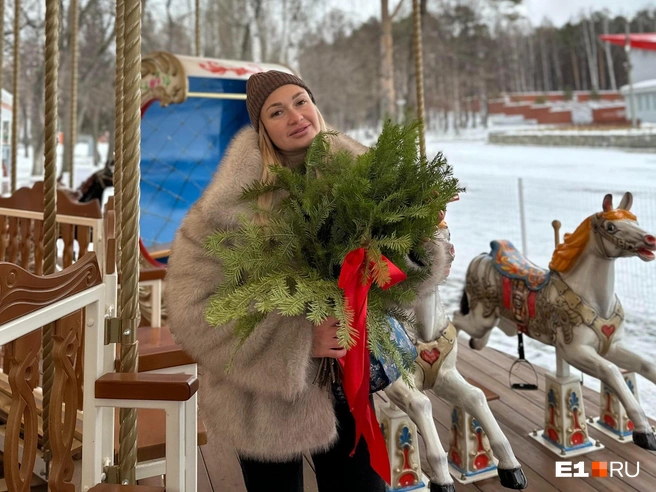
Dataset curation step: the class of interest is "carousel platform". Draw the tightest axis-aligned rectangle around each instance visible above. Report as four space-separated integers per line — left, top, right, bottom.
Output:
81 336 655 492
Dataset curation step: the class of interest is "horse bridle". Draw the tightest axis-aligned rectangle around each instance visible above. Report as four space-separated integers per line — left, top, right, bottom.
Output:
590 213 639 259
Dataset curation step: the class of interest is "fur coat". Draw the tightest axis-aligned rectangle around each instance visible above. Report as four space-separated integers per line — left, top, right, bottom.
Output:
165 126 447 460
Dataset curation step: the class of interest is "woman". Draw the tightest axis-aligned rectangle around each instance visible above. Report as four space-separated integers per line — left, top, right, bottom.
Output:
166 71 444 492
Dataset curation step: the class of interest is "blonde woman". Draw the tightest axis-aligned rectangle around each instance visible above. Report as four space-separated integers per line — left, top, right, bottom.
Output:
167 71 444 491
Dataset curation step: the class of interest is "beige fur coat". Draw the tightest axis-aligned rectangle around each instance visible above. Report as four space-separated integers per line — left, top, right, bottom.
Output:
166 126 446 460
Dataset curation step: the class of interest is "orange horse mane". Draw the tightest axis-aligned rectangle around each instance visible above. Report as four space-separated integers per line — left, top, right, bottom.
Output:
549 209 637 273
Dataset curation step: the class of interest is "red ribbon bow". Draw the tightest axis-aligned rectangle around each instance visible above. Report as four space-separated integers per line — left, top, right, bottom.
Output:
337 247 407 485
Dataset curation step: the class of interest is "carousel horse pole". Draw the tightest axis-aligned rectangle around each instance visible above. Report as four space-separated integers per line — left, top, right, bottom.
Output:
382 226 527 491
454 192 656 453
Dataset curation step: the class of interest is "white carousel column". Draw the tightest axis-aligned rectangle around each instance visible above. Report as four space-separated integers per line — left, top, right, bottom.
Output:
530 358 604 457
376 400 429 492
447 380 498 484
589 371 638 442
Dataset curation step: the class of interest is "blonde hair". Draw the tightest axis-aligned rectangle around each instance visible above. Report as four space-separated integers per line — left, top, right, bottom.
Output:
549 209 638 272
256 106 328 213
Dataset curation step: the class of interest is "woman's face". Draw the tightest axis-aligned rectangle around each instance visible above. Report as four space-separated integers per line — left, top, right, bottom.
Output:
260 84 320 152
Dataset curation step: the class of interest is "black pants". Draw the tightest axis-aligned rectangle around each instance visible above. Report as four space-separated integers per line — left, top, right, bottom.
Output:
239 400 387 492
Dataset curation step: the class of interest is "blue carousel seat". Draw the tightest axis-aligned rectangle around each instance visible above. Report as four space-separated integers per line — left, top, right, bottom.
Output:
489 240 550 291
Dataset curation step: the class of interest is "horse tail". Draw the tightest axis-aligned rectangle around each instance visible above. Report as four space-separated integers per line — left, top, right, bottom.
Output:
460 288 470 315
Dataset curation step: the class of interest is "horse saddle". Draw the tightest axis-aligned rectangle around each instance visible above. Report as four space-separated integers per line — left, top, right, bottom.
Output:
489 240 550 291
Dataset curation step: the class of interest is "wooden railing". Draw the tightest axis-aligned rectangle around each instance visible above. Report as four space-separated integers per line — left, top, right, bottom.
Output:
0 253 104 490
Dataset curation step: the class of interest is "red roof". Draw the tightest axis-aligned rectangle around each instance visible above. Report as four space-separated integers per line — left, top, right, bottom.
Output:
599 33 656 51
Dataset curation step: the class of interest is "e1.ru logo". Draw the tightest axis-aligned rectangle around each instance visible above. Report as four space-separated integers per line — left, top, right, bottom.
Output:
556 461 640 478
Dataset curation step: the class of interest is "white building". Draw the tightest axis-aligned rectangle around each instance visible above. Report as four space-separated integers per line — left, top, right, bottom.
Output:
621 79 656 124
619 39 656 124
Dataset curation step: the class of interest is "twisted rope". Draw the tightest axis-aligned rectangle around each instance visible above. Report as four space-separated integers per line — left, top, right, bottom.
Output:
41 0 61 469
118 0 142 483
0 0 4 192
195 0 201 56
412 0 426 159
68 0 79 189
10 0 20 193
115 0 125 277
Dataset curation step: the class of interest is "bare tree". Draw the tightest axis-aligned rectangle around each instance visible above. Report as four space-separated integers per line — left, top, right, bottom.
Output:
380 0 404 121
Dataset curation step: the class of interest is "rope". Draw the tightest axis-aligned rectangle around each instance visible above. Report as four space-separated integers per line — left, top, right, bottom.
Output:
412 0 426 159
41 0 61 471
115 0 125 277
195 0 201 57
118 0 142 483
0 0 4 193
68 0 79 189
10 0 20 193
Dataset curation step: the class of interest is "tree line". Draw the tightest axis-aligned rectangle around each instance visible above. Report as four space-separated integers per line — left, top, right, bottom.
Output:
4 0 656 176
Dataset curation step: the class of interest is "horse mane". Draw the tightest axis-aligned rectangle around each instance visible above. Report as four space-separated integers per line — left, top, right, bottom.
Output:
549 209 637 273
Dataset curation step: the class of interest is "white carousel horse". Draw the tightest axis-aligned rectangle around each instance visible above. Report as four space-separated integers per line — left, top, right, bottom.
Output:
453 192 656 452
383 226 528 492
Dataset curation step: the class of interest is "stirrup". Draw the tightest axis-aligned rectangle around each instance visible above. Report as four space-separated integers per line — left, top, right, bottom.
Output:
508 358 538 390
509 333 538 390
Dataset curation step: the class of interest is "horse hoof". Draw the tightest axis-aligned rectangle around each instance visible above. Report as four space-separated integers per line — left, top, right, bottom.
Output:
633 431 656 450
430 482 456 492
469 337 476 350
498 467 528 489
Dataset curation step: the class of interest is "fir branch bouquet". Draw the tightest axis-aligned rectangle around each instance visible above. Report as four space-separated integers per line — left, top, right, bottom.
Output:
204 121 463 378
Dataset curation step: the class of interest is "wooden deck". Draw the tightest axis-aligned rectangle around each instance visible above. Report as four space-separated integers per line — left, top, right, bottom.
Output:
142 336 656 491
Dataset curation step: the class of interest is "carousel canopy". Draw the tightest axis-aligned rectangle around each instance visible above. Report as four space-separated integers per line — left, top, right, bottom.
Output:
599 33 656 51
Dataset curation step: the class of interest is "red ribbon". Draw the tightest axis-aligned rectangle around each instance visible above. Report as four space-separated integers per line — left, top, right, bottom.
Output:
337 248 407 485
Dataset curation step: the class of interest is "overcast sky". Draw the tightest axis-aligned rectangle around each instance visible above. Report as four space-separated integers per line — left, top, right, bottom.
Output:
327 0 656 27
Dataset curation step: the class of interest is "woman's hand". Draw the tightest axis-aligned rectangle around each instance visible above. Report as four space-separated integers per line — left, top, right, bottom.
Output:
312 317 347 359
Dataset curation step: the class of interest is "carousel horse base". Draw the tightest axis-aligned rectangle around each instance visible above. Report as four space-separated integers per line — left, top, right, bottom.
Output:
531 371 605 458
588 371 637 444
529 430 604 458
588 417 634 443
448 462 498 485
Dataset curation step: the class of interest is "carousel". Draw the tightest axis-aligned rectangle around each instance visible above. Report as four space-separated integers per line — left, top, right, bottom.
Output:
0 0 654 490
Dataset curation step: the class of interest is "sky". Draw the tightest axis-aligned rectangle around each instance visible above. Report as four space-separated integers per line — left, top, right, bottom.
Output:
327 0 656 27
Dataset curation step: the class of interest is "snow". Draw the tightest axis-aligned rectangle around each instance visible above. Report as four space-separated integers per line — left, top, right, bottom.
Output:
621 79 656 94
491 124 656 137
5 142 109 195
431 136 656 419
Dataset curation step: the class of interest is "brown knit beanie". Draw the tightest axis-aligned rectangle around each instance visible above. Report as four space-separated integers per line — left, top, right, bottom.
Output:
246 70 315 132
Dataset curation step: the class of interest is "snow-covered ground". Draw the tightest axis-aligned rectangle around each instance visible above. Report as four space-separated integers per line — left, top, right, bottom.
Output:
3 142 109 195
431 135 656 419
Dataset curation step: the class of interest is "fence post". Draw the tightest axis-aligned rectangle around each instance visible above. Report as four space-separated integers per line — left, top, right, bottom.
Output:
518 177 528 256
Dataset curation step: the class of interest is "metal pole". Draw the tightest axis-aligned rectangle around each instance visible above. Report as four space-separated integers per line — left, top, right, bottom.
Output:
552 219 570 378
517 178 528 256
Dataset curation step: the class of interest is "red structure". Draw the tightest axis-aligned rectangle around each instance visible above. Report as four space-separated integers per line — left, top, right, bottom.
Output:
599 33 656 51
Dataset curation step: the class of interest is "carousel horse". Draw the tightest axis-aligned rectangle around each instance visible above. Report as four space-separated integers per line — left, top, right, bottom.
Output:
381 225 528 492
453 192 656 451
